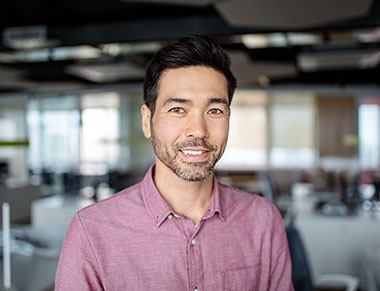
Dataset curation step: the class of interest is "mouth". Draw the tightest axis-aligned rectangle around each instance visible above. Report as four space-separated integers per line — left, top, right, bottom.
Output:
179 148 210 160
180 149 208 156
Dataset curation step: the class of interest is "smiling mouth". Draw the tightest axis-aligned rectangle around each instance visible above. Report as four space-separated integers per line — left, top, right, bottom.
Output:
180 150 208 156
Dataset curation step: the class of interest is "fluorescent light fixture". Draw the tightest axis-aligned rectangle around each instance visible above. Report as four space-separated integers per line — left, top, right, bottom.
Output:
297 49 380 71
242 33 287 48
354 27 380 43
0 46 100 63
241 34 268 48
52 46 101 61
287 33 322 46
242 32 322 49
0 50 50 63
66 61 145 83
268 33 288 47
101 42 162 56
3 25 58 49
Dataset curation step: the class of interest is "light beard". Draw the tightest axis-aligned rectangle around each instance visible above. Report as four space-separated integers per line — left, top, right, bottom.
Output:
151 133 224 182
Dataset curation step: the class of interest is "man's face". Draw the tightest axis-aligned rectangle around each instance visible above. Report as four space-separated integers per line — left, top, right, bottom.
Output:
141 66 230 182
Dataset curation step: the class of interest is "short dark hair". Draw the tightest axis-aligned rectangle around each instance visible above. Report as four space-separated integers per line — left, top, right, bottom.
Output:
143 35 237 115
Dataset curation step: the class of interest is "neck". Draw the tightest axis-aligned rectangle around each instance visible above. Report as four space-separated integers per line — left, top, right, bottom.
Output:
153 161 214 225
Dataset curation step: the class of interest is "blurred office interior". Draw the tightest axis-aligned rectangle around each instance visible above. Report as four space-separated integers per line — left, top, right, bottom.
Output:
1 0 380 290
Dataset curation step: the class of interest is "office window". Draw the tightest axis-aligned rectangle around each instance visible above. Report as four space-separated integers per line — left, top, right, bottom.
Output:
118 92 154 172
0 95 29 180
217 90 267 169
80 92 119 173
27 96 80 172
269 93 317 168
359 102 380 168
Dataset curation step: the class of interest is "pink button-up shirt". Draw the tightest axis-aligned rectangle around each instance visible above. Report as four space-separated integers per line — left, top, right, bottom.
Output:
55 165 293 291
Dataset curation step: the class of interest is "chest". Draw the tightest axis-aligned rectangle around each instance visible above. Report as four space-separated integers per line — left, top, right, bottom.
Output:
89 217 272 291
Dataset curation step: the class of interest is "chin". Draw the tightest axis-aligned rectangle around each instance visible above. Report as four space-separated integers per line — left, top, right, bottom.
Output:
172 161 215 182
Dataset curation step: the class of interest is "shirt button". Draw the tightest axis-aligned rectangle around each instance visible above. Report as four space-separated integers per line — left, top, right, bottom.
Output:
168 214 173 219
191 238 196 245
194 288 199 291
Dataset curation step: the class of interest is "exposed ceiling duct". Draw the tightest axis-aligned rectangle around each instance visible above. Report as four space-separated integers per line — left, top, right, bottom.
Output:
120 0 214 6
66 61 146 83
229 51 297 85
0 0 380 93
216 0 374 29
297 48 380 72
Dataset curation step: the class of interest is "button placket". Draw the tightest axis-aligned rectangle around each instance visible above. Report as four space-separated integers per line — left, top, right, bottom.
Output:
182 217 203 291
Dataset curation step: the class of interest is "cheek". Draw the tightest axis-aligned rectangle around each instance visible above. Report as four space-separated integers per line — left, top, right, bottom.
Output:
152 118 184 142
224 121 230 137
212 120 229 143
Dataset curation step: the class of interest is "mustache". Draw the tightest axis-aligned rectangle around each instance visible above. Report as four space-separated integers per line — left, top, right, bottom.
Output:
175 138 217 151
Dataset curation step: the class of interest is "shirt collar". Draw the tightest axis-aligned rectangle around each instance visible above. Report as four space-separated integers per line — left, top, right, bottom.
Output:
141 165 173 227
141 164 226 228
203 175 226 222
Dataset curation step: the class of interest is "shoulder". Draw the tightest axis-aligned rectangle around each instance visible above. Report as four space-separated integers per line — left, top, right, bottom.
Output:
217 181 280 224
76 181 144 222
218 181 274 208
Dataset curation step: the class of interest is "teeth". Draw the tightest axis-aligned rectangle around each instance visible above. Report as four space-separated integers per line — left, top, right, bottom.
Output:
182 150 205 155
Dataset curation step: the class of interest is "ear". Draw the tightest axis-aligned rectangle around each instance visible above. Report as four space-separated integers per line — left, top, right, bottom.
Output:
141 104 152 139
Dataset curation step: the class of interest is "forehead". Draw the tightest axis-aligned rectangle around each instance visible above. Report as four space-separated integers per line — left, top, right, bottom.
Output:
156 66 228 104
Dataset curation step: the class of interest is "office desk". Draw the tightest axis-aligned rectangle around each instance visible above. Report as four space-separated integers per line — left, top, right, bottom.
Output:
26 195 102 290
1 195 98 291
0 227 62 291
0 253 58 291
294 212 380 288
31 195 93 233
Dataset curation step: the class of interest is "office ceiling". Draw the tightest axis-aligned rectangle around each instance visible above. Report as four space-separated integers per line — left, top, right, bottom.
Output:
1 0 380 93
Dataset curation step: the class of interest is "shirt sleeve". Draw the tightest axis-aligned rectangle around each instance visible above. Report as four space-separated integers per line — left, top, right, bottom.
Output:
268 206 294 291
55 213 104 291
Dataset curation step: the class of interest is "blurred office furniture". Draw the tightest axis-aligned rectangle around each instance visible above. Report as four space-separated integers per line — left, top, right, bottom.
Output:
215 170 278 203
0 199 62 291
286 226 313 290
0 161 9 187
108 170 145 193
38 168 60 196
62 170 113 201
62 172 82 196
372 172 380 201
286 225 359 291
258 172 278 203
0 184 42 224
108 170 134 192
40 169 54 187
0 252 57 291
31 195 93 234
0 227 62 291
294 213 380 290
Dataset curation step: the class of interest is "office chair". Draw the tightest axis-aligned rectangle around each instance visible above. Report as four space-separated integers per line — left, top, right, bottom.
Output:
286 226 359 291
259 172 278 204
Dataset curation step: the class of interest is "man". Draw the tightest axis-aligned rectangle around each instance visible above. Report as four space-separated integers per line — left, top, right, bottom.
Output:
55 35 293 291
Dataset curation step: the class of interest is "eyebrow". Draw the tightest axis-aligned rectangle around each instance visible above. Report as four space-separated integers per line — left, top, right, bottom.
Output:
163 97 192 107
208 98 228 106
163 97 229 107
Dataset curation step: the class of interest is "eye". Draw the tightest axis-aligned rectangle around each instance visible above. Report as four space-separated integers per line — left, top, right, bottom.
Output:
208 108 223 115
169 107 185 113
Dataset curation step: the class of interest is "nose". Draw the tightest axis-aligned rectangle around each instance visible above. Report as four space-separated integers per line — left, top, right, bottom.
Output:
185 113 209 139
